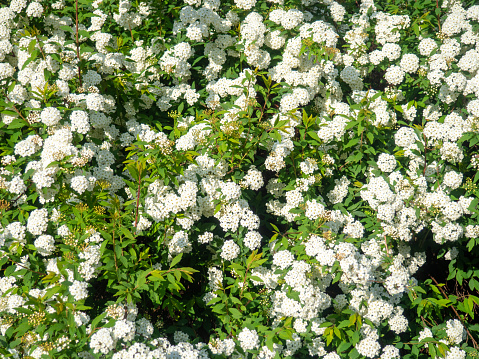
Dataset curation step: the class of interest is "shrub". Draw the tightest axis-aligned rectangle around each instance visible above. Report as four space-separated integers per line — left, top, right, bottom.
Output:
0 0 479 358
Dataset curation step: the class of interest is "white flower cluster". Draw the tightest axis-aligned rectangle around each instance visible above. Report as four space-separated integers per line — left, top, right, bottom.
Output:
237 327 259 351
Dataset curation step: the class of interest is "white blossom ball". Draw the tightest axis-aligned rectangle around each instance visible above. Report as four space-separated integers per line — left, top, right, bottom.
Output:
445 347 466 359
381 345 400 359
443 171 462 189
198 232 214 244
400 54 419 73
384 65 405 85
243 231 262 251
356 337 380 358
330 2 346 22
69 280 89 301
446 319 466 345
34 235 55 256
418 38 437 56
273 250 294 270
136 317 154 337
113 319 135 341
9 176 26 195
71 175 89 194
369 50 385 65
466 99 479 117
90 327 115 355
220 240 240 261
382 43 401 61
173 330 189 343
70 110 90 134
40 107 62 126
234 0 256 10
324 354 341 359
10 0 27 13
0 63 15 80
377 153 396 173
389 313 408 334
394 126 417 147
27 208 49 235
238 327 259 351
26 1 43 17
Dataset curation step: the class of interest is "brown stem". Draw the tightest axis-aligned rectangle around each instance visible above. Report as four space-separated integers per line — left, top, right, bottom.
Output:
11 182 31 204
128 23 134 42
34 33 46 60
420 315 435 328
8 259 46 276
75 0 82 87
423 133 427 176
257 79 272 123
112 228 119 274
436 0 441 32
227 166 238 175
4 94 28 122
134 177 141 230
240 261 252 297
384 233 390 258
290 151 298 178
430 276 479 349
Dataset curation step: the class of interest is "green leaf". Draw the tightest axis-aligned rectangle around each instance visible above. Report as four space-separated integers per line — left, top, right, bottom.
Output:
120 226 136 241
7 119 27 130
250 276 264 283
4 265 16 277
207 297 222 306
366 132 374 144
337 341 351 353
60 25 74 33
211 303 225 314
91 312 107 330
28 39 36 54
170 253 183 268
266 332 275 352
349 348 360 359
437 342 449 357
428 343 437 358
229 307 242 319
150 270 165 280
338 320 351 329
78 30 90 38
307 131 321 143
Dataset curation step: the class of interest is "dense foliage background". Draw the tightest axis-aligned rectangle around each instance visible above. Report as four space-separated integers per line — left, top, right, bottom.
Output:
0 0 479 357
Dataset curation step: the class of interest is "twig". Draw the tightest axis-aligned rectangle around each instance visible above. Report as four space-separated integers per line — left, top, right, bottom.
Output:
4 93 28 123
11 188 28 205
338 161 351 171
420 315 435 328
383 233 390 257
128 23 134 42
423 133 427 176
134 176 141 230
227 166 238 175
7 259 46 276
435 0 441 32
75 0 82 87
112 229 119 274
430 276 479 349
34 33 46 60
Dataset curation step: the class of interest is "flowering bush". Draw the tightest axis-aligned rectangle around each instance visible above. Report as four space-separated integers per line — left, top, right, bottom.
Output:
1 0 479 358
